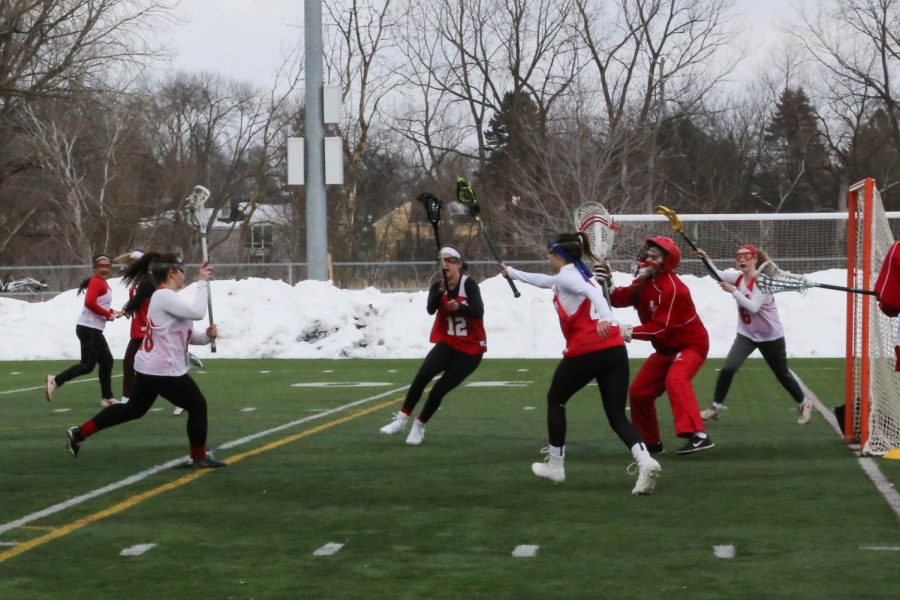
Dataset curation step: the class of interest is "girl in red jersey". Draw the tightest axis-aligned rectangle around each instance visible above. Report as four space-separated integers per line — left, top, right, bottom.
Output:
500 233 660 495
603 237 713 455
45 254 121 406
65 252 224 468
117 251 153 404
380 247 486 446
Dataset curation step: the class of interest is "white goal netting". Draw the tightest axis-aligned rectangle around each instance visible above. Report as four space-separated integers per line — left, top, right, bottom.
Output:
848 179 900 456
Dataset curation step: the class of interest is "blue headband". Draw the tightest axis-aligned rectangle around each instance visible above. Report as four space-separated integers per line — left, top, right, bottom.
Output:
549 241 593 281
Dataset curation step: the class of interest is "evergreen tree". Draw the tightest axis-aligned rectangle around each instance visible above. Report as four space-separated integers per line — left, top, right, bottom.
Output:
755 87 836 211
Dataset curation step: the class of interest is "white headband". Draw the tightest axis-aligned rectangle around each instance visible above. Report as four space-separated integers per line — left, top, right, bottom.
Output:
440 247 462 260
129 250 144 260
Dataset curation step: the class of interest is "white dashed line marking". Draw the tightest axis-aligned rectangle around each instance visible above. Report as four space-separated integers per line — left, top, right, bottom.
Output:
713 545 736 559
120 543 157 556
313 542 344 556
512 544 538 558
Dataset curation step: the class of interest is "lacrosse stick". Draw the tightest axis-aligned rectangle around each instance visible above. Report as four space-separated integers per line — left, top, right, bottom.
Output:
574 201 618 303
184 185 217 352
655 205 722 282
455 177 521 298
417 192 451 294
756 260 876 296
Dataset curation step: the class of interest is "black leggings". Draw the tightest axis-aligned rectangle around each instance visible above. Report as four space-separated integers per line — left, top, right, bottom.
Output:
55 325 114 399
546 345 642 449
90 373 208 448
714 334 804 405
121 338 143 399
402 342 483 423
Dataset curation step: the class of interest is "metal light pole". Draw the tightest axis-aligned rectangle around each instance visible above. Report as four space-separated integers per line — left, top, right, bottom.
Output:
305 0 328 280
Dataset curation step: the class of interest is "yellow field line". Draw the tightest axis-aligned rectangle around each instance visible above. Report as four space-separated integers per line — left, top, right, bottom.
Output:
0 397 400 564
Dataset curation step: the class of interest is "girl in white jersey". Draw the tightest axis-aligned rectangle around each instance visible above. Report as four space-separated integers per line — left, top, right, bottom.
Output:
695 245 811 424
45 254 121 406
65 253 225 468
501 232 660 495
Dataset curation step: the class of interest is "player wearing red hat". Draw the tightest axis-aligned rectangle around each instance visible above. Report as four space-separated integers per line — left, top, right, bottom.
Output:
600 237 714 455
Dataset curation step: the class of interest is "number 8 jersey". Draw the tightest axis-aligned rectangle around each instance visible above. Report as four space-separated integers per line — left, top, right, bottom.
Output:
428 275 487 355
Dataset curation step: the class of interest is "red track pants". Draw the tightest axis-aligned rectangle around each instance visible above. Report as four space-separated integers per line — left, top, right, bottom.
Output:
629 347 706 445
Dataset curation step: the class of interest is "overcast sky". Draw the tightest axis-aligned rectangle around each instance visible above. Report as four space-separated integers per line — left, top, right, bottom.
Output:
162 0 798 89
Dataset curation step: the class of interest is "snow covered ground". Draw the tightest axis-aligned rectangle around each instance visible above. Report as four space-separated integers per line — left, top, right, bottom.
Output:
0 269 849 361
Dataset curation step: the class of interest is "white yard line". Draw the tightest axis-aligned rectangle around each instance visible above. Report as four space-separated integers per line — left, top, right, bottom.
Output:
793 371 900 520
860 545 900 551
0 385 409 536
1 374 123 396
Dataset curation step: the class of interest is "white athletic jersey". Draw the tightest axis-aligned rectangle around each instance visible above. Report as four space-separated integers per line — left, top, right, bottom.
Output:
713 266 785 342
77 278 112 331
135 282 211 377
506 263 614 321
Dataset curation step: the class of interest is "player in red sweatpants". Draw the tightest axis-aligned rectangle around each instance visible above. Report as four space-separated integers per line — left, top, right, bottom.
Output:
606 236 714 455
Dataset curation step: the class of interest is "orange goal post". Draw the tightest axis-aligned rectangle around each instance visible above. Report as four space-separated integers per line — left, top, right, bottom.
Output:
846 178 900 455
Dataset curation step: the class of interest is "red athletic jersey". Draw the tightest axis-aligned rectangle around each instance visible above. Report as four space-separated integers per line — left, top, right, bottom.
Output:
554 295 624 358
128 285 151 340
429 275 487 355
610 272 709 354
875 240 900 317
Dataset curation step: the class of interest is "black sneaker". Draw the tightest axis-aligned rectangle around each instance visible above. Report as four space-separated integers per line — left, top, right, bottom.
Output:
66 426 83 458
188 454 227 469
676 434 715 455
647 443 665 454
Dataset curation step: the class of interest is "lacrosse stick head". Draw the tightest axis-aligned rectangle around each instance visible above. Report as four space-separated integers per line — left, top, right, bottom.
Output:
655 205 684 234
755 260 808 295
184 185 211 229
574 202 617 261
455 177 480 217
417 192 444 226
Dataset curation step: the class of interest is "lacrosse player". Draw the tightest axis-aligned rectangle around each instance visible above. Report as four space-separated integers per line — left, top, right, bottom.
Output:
598 237 714 455
501 233 661 495
380 247 486 446
116 251 152 404
65 253 225 468
45 254 121 406
695 246 811 424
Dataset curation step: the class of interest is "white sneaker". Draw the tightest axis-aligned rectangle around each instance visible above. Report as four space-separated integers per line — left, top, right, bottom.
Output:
100 398 119 407
629 456 661 495
700 404 724 421
797 399 813 424
532 448 565 483
406 420 425 445
380 412 408 435
173 407 185 416
45 375 56 402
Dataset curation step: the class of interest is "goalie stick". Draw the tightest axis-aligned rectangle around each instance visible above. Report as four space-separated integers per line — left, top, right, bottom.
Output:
574 201 617 303
184 185 217 353
417 192 451 294
455 177 521 298
655 205 722 282
756 260 876 296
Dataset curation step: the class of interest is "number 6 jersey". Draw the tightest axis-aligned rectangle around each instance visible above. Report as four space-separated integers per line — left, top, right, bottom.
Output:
427 275 487 355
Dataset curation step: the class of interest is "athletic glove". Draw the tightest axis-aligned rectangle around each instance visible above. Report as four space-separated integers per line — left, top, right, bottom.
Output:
593 263 612 282
620 325 633 343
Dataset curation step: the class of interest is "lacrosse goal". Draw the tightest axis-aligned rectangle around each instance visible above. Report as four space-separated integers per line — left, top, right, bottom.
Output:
846 178 900 455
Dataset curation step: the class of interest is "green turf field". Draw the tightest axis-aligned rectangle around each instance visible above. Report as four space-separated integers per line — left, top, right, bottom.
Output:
1 358 898 599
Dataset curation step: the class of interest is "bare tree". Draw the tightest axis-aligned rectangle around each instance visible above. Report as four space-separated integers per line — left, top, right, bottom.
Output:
0 0 176 112
393 0 581 171
324 0 401 260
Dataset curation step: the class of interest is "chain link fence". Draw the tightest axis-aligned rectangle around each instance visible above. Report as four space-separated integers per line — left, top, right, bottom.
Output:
4 213 899 301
